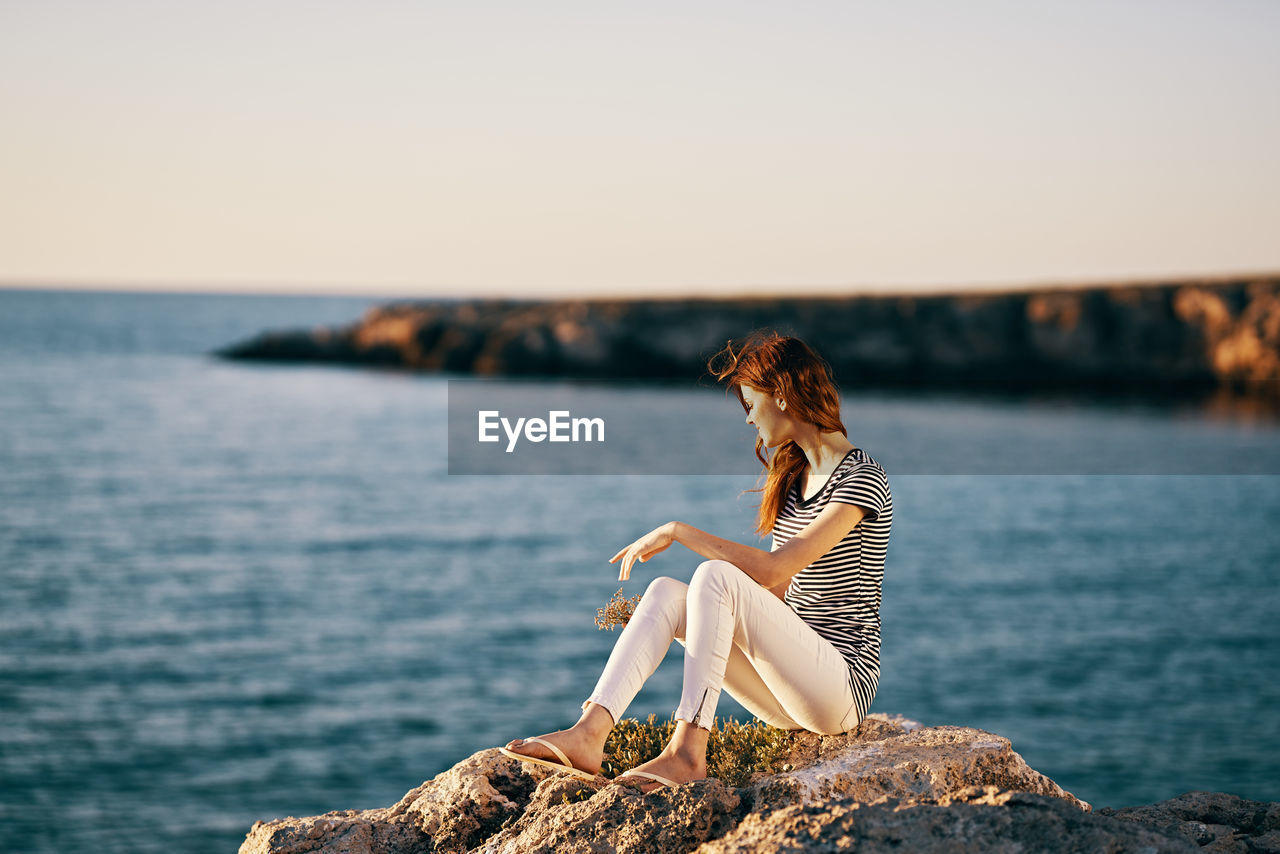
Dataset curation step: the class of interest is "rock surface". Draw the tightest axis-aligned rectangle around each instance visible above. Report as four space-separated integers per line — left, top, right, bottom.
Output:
239 750 538 854
700 788 1201 854
1099 791 1280 854
747 724 1087 813
216 275 1280 399
238 714 1277 854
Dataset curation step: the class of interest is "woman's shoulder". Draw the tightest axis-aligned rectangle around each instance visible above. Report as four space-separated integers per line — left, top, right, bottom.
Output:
843 447 888 479
828 450 891 499
849 445 879 464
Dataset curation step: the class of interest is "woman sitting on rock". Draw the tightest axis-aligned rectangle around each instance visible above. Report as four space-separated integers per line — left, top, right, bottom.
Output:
501 331 893 793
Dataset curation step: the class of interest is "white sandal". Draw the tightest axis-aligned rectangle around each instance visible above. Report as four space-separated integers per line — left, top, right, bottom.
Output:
499 736 598 782
614 769 680 790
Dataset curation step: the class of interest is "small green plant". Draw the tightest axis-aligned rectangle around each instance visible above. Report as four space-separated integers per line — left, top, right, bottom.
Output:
601 713 797 789
561 786 594 804
595 588 642 630
705 716 798 788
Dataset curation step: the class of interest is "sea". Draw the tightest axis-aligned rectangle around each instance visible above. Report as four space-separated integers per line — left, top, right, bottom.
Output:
1 288 1278 854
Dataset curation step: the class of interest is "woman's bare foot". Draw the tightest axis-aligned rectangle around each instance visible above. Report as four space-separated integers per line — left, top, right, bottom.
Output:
504 704 614 776
503 726 605 776
613 746 707 793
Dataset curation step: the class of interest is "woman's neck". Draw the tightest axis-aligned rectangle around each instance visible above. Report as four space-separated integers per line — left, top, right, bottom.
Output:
794 431 855 475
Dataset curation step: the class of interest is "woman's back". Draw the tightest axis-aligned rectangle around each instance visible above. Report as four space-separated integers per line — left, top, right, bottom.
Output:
771 445 892 717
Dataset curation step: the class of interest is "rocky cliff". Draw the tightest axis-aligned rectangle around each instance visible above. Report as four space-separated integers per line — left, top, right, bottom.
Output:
237 715 1280 853
217 275 1280 398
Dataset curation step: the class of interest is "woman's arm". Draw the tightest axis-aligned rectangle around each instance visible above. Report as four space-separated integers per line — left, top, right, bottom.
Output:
610 502 867 589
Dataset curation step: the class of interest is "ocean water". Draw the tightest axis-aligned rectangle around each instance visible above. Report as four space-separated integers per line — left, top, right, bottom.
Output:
1 288 1278 854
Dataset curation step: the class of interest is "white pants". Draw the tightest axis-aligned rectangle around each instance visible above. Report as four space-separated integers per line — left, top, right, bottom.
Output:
581 559 864 734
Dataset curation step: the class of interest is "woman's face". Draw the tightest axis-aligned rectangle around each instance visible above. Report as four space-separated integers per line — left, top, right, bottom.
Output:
740 384 793 448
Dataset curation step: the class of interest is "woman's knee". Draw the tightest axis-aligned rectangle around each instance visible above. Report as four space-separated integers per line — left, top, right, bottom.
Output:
636 576 686 619
633 576 686 635
690 559 739 589
643 575 687 603
689 560 749 601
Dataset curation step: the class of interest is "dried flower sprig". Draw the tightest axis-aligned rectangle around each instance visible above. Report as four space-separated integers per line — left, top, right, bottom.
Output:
595 587 642 630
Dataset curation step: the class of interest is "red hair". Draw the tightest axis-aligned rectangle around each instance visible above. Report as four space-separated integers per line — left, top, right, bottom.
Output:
707 331 848 536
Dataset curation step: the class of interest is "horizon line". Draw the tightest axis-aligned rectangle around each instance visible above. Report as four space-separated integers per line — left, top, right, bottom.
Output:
1 268 1278 302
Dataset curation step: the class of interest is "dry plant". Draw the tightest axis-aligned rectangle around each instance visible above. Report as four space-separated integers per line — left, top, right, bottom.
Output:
595 587 642 630
601 714 797 788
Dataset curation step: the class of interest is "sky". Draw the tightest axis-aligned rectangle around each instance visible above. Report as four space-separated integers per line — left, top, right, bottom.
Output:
1 0 1277 299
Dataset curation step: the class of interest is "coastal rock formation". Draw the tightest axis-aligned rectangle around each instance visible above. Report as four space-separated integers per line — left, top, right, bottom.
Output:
238 749 539 854
216 275 1280 397
236 713 1277 854
746 724 1086 813
699 789 1202 854
1100 791 1280 853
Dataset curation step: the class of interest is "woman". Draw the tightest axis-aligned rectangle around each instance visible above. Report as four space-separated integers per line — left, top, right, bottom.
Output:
500 331 893 793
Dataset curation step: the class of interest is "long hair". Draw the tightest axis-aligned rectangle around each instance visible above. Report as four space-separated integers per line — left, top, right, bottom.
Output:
707 331 848 536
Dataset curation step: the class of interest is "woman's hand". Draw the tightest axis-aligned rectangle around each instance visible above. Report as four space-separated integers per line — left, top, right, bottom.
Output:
609 522 679 581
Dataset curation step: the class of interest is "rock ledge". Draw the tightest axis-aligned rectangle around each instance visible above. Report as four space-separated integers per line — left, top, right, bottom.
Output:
237 714 1278 853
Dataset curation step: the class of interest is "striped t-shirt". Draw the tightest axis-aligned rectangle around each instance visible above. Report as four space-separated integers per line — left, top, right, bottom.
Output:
770 446 892 722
